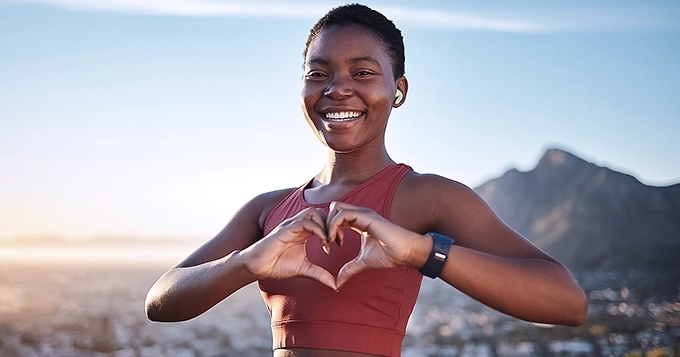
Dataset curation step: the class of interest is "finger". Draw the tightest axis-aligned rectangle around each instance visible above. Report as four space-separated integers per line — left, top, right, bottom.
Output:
326 201 347 242
308 207 328 231
320 235 331 255
325 205 342 248
350 226 365 236
299 262 337 291
307 208 332 254
336 258 368 290
329 201 359 210
289 219 327 244
326 202 340 244
327 207 371 243
302 208 328 240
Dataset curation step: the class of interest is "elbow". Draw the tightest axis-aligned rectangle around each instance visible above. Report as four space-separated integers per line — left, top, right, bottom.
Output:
145 287 174 323
145 271 185 323
552 263 588 326
145 286 195 323
145 297 178 323
563 287 588 326
145 292 164 322
574 290 589 326
145 305 162 323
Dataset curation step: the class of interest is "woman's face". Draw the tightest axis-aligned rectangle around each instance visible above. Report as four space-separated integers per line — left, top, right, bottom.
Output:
301 23 407 154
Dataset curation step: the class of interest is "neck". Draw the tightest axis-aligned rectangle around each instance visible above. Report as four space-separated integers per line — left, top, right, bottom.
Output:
315 146 395 186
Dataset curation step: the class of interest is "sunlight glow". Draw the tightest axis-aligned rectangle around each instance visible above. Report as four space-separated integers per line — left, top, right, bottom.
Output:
0 245 195 265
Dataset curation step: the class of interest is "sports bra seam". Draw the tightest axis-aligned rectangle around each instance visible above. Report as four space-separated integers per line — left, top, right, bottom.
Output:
262 185 305 233
270 319 403 334
381 165 413 333
299 164 406 207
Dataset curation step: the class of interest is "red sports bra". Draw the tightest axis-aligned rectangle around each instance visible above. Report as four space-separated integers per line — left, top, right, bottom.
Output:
258 164 423 356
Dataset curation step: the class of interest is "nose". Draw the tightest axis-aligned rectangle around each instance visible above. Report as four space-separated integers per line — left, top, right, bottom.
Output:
324 74 352 100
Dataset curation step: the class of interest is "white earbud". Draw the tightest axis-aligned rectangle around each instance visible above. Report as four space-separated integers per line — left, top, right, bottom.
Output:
394 90 404 105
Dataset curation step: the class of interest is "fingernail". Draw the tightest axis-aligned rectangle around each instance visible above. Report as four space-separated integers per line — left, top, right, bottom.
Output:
322 244 330 255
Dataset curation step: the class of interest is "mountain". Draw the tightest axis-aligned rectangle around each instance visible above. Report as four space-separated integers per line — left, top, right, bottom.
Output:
474 148 680 271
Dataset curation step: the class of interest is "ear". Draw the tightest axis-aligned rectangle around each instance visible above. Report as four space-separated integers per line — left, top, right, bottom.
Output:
393 76 409 108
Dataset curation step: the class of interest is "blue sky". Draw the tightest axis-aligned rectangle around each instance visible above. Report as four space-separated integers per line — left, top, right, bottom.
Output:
1 0 679 241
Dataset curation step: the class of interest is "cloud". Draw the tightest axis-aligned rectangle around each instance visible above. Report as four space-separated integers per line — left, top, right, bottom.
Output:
381 6 545 32
505 5 680 33
15 0 329 17
7 0 680 33
5 0 545 32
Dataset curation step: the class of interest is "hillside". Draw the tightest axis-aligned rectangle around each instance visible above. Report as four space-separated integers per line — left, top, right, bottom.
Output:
475 149 680 271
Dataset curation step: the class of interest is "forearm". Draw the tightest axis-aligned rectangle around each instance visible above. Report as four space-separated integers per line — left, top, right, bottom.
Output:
438 244 587 326
145 250 257 322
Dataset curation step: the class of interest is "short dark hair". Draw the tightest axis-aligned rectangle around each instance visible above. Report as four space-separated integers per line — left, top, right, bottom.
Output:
303 3 405 79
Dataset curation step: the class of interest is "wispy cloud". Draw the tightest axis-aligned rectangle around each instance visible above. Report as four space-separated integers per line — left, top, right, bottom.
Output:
382 6 545 33
0 0 545 32
7 0 680 33
15 0 330 17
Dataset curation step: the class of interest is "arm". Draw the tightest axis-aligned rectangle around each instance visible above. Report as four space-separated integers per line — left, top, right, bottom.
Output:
327 174 587 326
145 189 337 322
403 174 586 326
145 191 274 322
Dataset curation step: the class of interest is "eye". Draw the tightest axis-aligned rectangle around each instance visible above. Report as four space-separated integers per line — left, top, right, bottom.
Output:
354 70 375 77
305 71 328 80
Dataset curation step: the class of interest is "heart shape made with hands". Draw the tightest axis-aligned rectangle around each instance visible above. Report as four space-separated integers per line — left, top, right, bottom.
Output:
306 226 362 280
256 201 411 291
305 225 403 291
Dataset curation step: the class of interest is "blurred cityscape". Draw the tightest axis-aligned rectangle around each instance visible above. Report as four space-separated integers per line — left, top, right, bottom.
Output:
0 258 678 357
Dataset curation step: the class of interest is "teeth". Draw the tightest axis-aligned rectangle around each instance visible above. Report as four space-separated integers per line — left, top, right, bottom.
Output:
324 111 362 121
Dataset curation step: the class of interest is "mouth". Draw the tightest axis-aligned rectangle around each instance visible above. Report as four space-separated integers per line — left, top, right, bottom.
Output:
322 111 364 122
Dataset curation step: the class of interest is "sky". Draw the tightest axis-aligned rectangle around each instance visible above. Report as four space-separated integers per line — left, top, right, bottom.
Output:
1 0 679 242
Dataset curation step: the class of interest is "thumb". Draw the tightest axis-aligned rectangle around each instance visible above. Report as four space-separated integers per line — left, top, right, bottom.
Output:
298 262 337 291
336 259 368 290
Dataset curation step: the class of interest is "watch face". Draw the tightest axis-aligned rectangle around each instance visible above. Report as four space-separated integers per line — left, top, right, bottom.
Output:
420 232 454 278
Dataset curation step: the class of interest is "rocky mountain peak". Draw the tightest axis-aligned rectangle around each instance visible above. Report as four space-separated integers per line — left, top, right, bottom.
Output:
537 148 582 167
474 149 680 271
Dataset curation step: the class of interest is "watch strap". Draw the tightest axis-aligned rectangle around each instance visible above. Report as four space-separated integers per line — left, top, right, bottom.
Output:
418 232 454 279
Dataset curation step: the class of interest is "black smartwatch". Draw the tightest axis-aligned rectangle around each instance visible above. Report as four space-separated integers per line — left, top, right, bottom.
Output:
418 232 454 279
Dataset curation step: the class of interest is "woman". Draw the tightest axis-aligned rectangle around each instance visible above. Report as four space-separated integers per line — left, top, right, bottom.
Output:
145 4 587 357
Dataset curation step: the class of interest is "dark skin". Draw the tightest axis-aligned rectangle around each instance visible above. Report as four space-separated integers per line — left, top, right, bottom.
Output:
145 23 587 357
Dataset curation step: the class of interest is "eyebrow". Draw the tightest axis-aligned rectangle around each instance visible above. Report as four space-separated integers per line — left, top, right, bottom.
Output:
306 56 381 67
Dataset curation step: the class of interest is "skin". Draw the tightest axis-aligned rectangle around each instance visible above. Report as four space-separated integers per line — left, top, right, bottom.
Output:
145 23 587 357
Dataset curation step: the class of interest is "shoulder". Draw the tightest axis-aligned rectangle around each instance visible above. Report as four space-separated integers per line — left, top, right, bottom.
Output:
175 187 297 267
250 187 297 206
399 171 478 203
391 170 491 233
248 188 298 230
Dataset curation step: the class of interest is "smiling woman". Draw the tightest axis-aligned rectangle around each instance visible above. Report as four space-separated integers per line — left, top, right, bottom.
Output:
145 4 587 357
301 22 407 155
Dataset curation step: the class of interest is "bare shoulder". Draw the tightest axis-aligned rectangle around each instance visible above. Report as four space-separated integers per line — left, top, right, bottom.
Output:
394 170 553 259
391 171 495 237
176 187 296 267
399 171 475 197
249 187 298 230
395 171 482 212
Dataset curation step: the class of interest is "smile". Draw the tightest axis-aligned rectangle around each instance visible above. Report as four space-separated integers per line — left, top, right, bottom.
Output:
323 111 363 122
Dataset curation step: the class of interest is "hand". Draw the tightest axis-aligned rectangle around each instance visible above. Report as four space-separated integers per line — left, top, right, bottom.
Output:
326 201 427 289
241 207 337 290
